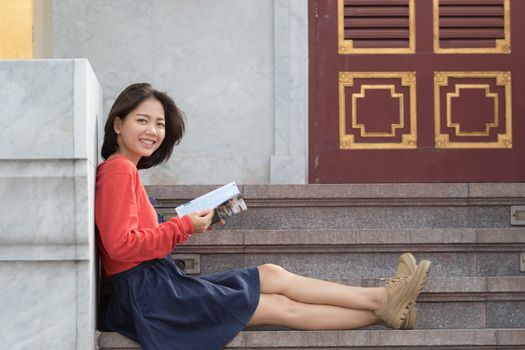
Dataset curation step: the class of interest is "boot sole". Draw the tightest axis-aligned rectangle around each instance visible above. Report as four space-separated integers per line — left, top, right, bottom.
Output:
402 303 417 329
398 253 418 329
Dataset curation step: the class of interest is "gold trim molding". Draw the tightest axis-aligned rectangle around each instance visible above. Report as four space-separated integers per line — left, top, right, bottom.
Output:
446 84 498 136
434 71 512 149
0 0 33 58
433 0 511 54
352 85 405 137
338 0 415 54
339 72 417 150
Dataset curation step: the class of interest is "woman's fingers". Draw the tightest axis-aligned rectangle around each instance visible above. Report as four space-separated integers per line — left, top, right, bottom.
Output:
188 209 215 232
188 209 219 233
196 208 213 217
204 209 215 220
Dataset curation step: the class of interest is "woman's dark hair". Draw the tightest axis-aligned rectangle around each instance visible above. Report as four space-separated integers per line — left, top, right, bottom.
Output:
101 83 185 169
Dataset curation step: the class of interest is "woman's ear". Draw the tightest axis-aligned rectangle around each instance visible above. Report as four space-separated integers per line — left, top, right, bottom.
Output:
113 117 122 135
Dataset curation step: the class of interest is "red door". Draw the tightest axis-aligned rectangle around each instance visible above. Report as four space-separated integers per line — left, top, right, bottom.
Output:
309 0 524 183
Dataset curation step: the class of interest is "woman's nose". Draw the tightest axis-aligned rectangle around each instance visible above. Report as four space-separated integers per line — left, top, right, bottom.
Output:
146 123 157 135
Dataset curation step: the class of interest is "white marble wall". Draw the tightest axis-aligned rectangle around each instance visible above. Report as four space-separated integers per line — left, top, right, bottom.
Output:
52 0 308 184
271 0 309 183
0 60 101 350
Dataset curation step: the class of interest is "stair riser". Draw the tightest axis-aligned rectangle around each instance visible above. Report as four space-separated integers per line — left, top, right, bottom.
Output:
418 301 525 329
244 302 525 330
226 348 522 350
98 346 525 349
225 348 521 350
98 328 525 350
189 252 524 278
160 206 512 230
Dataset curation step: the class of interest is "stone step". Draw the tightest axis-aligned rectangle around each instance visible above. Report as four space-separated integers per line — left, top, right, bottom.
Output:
147 183 525 206
107 184 525 339
97 329 525 349
173 228 525 278
98 276 525 330
181 227 525 252
148 184 525 230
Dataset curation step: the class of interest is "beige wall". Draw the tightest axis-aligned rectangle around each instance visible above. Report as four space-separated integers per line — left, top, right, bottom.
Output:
33 0 53 58
0 0 52 58
52 0 308 184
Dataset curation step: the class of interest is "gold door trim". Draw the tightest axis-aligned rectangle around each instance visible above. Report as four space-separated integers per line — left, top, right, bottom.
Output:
339 72 417 150
433 0 511 54
434 71 512 149
352 85 405 137
338 0 415 54
446 84 499 137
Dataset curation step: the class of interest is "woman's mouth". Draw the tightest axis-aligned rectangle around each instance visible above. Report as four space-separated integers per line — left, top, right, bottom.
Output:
140 138 156 147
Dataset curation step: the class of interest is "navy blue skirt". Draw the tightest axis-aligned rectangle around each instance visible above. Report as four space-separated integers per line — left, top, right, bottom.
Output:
105 256 260 350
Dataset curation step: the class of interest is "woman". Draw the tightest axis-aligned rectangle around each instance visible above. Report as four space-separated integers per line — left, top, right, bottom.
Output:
95 83 431 350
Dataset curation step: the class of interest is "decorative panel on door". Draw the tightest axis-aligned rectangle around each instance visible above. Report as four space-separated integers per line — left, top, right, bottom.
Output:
434 71 512 149
339 72 417 149
309 0 525 183
338 0 415 54
433 0 510 54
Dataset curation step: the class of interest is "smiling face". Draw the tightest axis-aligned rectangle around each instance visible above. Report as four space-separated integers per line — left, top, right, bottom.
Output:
113 97 166 165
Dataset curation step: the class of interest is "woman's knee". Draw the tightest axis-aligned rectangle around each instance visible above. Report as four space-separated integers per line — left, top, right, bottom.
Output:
258 263 288 280
258 264 291 294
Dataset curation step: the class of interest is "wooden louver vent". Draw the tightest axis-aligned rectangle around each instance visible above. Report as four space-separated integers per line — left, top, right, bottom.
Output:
437 0 508 51
343 0 411 50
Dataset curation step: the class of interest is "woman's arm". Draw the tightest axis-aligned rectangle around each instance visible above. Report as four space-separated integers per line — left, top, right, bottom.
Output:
95 171 194 262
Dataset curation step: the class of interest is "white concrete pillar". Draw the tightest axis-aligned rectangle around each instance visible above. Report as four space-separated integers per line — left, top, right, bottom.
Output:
0 59 101 349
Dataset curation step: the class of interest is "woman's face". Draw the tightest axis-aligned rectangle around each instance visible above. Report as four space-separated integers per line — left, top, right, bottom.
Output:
113 97 166 164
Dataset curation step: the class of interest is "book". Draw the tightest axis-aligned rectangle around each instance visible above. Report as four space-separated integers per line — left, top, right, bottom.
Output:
175 182 247 224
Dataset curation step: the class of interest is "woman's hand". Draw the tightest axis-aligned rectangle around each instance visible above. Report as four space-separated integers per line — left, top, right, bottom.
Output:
188 209 215 233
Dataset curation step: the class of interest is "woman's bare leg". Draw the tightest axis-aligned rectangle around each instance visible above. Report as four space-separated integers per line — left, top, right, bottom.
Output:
247 294 381 329
258 264 387 311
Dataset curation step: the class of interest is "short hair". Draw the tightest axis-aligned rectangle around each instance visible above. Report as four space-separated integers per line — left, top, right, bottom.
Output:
101 83 185 169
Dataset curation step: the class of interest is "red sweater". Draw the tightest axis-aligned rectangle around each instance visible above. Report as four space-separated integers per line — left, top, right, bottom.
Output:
95 155 194 277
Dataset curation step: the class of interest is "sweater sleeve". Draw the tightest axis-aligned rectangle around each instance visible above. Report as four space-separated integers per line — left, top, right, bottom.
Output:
95 170 194 262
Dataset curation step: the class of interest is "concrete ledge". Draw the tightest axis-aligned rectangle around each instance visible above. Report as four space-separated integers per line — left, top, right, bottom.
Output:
0 244 90 261
97 329 525 349
182 228 525 246
168 228 525 254
149 184 523 230
147 183 525 206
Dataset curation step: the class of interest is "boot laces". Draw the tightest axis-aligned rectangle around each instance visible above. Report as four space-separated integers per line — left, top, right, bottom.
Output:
381 274 409 288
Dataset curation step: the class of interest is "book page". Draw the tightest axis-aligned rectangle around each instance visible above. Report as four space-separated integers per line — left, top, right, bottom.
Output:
175 182 241 217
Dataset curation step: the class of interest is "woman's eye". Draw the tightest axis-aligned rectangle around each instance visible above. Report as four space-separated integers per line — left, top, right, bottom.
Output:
157 123 165 128
137 118 147 123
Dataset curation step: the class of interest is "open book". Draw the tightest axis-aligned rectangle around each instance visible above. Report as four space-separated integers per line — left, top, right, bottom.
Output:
175 182 247 224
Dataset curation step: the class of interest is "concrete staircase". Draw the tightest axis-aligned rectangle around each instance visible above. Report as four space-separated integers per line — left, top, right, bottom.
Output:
97 184 525 349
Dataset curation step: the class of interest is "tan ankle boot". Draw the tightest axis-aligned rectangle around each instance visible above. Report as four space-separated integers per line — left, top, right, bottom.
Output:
376 259 431 329
387 253 418 329
383 253 417 329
